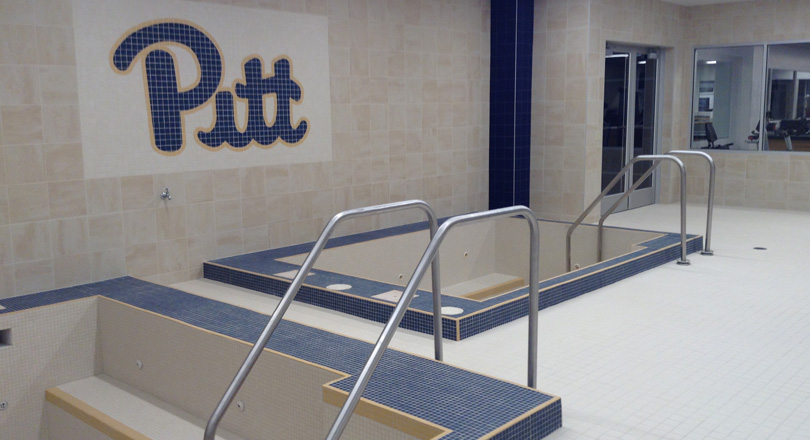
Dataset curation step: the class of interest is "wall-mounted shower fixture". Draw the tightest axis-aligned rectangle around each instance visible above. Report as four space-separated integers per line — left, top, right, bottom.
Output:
160 187 172 201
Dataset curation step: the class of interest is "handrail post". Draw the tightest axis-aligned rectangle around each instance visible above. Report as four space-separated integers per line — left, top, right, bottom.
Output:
595 155 689 265
204 200 443 440
565 159 637 272
597 161 661 261
668 150 715 255
325 206 541 440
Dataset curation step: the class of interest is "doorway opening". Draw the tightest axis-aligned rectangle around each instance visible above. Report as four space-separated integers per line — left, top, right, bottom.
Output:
601 44 662 214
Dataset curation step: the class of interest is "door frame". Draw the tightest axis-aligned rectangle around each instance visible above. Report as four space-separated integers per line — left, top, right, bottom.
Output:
601 44 663 214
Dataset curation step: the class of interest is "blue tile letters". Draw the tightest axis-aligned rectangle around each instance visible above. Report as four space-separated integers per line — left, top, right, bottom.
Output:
112 21 309 154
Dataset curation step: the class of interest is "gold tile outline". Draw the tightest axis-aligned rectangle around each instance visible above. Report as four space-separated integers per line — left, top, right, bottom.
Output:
322 385 451 440
45 387 151 440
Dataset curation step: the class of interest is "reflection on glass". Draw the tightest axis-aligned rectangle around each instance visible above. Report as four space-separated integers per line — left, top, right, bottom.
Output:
634 54 656 190
691 45 764 151
765 43 810 152
602 53 629 196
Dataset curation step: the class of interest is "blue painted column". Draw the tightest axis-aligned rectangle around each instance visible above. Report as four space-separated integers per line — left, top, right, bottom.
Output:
489 0 534 209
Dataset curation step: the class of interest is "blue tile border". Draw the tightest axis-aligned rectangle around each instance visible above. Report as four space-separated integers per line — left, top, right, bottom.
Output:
0 277 562 440
206 220 703 340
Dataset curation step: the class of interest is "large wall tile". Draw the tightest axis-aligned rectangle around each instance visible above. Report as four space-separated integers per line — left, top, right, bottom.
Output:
240 166 266 198
156 205 187 241
0 65 40 105
184 170 213 204
90 248 125 281
0 265 13 298
35 26 75 65
216 229 243 258
53 252 91 288
48 180 87 218
0 24 37 64
0 0 34 25
1 106 43 145
86 177 122 215
0 187 9 225
43 143 83 181
14 258 54 295
41 105 81 144
38 66 78 104
121 175 155 211
213 169 240 200
157 238 188 274
125 244 158 278
8 183 49 223
4 144 44 184
186 202 215 237
0 225 11 265
11 221 52 262
123 209 157 247
34 0 73 26
87 213 123 251
241 196 268 229
50 216 88 257
214 199 242 232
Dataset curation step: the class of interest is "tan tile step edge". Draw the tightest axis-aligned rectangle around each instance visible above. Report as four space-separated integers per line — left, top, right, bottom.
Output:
323 384 450 440
46 376 245 440
46 387 149 440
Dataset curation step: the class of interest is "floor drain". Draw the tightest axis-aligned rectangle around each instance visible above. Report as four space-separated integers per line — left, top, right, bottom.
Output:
754 247 767 250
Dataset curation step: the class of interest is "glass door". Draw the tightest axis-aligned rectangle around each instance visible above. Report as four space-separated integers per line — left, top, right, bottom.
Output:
601 46 660 214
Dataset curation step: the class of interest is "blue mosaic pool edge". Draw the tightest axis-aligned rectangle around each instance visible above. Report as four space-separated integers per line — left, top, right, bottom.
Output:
206 232 703 341
0 277 563 440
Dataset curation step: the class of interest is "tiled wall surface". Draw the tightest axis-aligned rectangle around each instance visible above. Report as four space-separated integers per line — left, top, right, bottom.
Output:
676 1 810 211
530 0 810 220
0 0 490 298
0 298 100 440
531 0 690 221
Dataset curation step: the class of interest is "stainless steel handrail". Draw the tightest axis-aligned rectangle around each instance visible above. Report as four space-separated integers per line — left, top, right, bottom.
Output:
566 155 689 271
668 150 715 255
326 206 541 440
204 200 443 440
597 155 690 266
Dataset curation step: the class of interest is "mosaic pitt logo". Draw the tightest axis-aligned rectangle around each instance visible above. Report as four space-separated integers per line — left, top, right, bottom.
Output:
111 20 309 155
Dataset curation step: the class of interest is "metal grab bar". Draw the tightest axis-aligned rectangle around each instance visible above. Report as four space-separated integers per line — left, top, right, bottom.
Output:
204 200 443 440
566 155 690 271
326 206 541 440
597 155 690 266
668 150 715 255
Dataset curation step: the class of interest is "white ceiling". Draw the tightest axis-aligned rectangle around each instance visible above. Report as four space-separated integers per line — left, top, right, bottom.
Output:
663 0 753 6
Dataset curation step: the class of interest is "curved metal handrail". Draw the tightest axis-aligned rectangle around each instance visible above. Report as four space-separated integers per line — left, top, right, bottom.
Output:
668 150 715 255
566 154 690 272
597 155 690 266
204 200 443 440
326 206 541 440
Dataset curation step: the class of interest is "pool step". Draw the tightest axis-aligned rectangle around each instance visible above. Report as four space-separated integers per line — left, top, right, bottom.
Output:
443 273 525 300
46 375 245 440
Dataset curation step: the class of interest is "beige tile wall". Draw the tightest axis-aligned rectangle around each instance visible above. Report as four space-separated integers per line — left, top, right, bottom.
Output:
0 0 490 298
674 1 810 211
532 0 810 220
97 297 420 440
532 0 690 221
0 298 100 440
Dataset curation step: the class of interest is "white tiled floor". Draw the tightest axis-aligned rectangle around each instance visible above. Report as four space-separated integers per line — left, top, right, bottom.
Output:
173 203 810 440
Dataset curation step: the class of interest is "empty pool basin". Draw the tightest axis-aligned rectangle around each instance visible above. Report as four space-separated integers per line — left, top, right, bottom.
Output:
205 217 702 340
